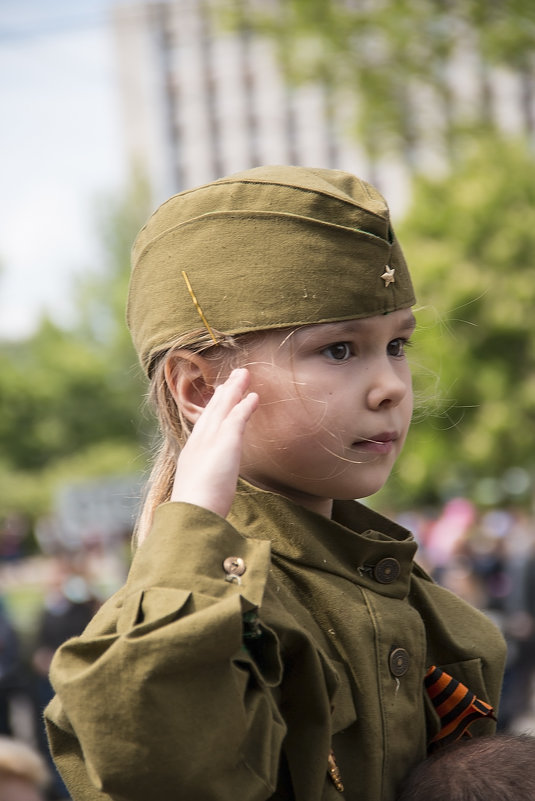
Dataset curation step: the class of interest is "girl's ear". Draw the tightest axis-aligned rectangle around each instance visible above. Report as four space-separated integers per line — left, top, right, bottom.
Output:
164 352 216 425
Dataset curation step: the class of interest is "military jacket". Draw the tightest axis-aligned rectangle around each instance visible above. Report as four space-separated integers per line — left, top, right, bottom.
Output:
45 483 506 801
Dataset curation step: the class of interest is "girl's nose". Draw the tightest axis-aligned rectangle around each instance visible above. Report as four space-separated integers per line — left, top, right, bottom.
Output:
366 359 410 410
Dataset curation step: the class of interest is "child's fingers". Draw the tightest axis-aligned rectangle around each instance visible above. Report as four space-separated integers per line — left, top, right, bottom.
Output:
194 368 254 432
212 367 251 406
171 369 259 516
225 388 259 432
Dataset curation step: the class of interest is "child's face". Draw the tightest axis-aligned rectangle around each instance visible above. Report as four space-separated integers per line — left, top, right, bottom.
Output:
237 308 415 516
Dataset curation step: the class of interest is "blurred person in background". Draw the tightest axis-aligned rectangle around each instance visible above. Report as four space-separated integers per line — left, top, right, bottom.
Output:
32 556 97 688
496 509 535 731
31 555 97 800
0 735 51 801
416 502 535 732
0 597 21 737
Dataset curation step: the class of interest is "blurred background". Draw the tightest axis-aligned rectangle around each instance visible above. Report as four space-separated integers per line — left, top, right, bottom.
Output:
1 1 535 797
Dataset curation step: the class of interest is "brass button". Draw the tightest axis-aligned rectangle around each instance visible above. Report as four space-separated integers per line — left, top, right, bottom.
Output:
389 647 410 677
223 556 246 576
373 557 400 584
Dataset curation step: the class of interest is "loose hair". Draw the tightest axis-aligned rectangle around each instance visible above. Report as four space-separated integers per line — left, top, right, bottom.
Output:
134 329 257 545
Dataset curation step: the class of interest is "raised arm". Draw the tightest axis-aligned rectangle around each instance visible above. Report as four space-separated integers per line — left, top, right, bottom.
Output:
44 370 288 801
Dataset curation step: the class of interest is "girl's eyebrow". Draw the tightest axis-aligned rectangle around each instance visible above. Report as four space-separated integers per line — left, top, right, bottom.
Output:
401 311 417 332
298 311 418 341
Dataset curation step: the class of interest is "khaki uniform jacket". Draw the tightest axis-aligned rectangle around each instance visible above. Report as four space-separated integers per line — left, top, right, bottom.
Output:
45 484 506 801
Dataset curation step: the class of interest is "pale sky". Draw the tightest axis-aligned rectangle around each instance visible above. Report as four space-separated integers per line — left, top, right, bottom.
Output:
0 0 128 340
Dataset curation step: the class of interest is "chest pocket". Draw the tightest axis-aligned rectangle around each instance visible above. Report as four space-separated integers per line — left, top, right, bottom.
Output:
424 657 495 746
329 659 357 735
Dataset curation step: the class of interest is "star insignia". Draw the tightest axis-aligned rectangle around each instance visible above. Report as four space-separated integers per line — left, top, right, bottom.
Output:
381 265 395 287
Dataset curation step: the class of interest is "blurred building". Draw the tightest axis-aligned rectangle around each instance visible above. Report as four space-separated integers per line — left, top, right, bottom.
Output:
111 0 409 210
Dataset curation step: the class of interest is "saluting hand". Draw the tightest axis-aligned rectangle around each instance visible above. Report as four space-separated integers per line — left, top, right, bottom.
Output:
170 368 259 518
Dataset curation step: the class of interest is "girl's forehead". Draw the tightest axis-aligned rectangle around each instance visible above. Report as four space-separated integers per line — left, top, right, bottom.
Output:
289 309 416 343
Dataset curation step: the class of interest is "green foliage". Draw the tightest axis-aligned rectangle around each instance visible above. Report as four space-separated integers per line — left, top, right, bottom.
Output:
0 324 135 471
0 175 153 522
2 80 535 525
466 0 535 67
215 0 535 507
380 135 535 506
218 0 535 164
4 145 535 517
0 443 143 520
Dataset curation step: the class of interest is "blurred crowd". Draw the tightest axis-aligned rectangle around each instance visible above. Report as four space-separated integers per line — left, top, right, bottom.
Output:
0 526 129 800
398 499 535 733
0 500 535 799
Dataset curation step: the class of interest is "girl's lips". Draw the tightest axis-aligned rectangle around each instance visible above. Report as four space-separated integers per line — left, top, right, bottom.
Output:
352 433 398 454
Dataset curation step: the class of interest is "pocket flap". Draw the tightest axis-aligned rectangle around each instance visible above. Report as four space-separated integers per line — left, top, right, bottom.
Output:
117 587 192 635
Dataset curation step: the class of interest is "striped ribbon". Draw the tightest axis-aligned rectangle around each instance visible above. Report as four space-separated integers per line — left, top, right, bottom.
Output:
424 665 496 748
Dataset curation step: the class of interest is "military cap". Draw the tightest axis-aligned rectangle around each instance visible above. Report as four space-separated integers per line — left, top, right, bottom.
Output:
127 165 415 374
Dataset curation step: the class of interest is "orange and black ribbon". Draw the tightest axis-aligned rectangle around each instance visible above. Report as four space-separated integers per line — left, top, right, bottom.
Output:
425 665 496 749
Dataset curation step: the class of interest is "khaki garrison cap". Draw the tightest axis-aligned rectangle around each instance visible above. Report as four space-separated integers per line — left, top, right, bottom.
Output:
127 165 416 375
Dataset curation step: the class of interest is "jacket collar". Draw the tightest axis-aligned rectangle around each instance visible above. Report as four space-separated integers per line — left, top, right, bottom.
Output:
229 481 418 600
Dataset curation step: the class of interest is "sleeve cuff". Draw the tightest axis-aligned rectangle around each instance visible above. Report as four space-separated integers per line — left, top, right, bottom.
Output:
126 501 272 608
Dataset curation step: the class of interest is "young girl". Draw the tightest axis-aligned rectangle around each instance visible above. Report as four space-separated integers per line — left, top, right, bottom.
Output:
45 166 506 801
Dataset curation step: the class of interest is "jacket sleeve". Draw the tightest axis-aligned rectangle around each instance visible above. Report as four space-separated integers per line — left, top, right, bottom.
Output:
45 502 287 801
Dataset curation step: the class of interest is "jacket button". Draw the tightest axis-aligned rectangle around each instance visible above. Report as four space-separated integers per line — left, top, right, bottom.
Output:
389 647 410 677
223 556 246 576
373 557 400 584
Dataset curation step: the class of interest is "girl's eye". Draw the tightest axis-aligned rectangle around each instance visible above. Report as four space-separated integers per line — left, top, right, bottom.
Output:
387 338 409 357
322 342 352 361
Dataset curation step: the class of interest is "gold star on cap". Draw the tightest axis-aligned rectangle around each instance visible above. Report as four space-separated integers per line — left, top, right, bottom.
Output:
381 265 395 287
